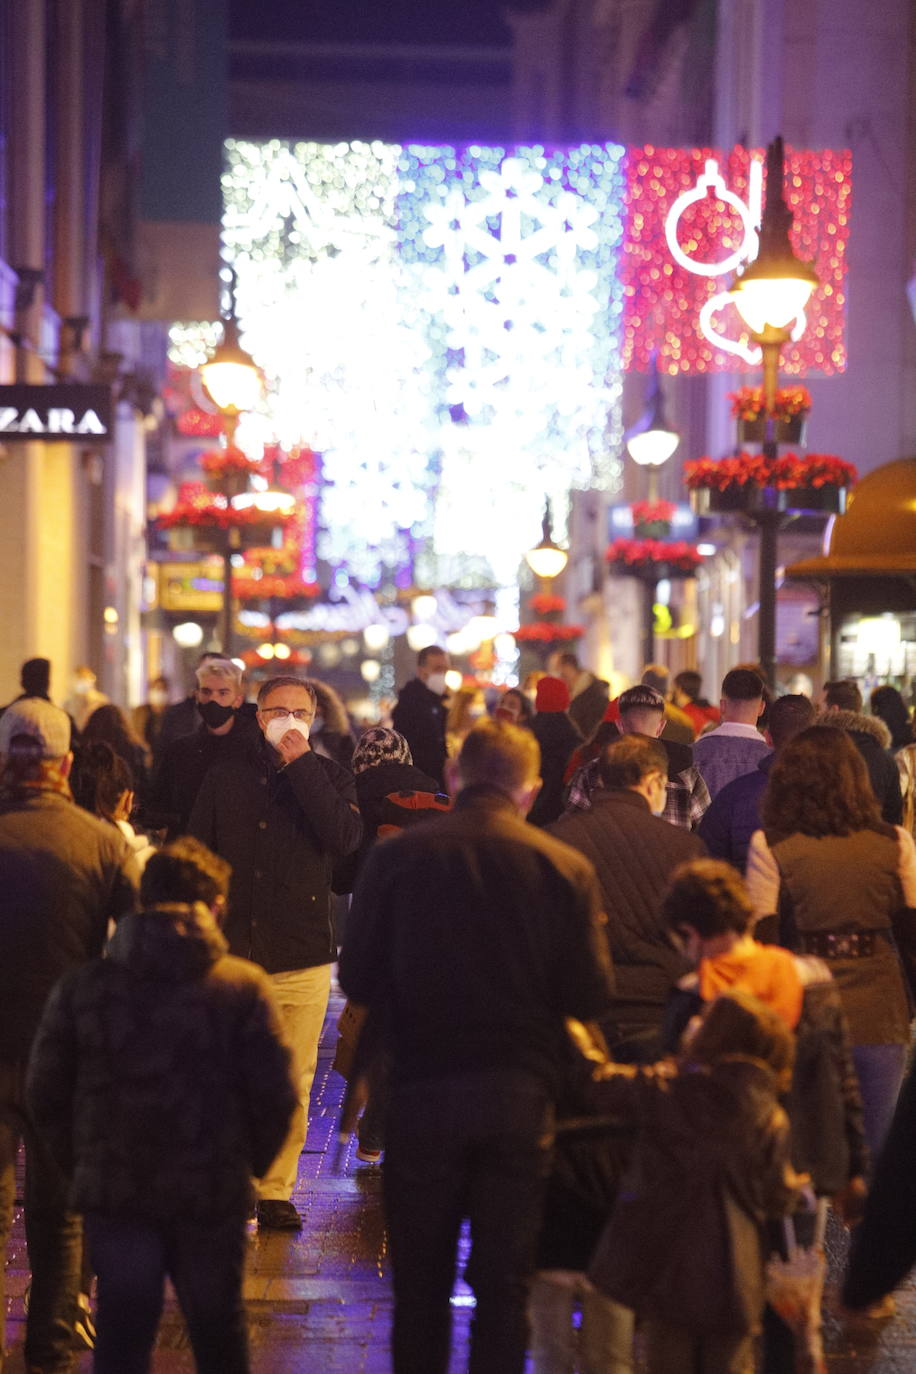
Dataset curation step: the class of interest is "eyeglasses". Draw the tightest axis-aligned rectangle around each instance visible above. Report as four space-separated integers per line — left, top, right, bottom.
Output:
260 707 313 722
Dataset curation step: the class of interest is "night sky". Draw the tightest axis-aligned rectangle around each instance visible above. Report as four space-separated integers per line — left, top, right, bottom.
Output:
229 0 547 47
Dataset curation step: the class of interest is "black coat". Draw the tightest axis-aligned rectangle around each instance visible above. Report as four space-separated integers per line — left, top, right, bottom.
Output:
340 786 614 1091
391 678 448 787
0 788 139 1060
549 791 704 1048
27 903 297 1223
189 738 363 972
145 711 261 839
529 711 583 828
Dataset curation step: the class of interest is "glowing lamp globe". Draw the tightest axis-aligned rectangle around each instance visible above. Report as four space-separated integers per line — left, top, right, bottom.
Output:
728 136 819 337
360 659 381 683
626 426 680 468
729 264 818 335
525 499 567 581
524 542 568 580
200 317 261 414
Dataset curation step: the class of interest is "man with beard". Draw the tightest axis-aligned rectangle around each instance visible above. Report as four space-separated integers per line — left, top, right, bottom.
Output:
146 658 259 839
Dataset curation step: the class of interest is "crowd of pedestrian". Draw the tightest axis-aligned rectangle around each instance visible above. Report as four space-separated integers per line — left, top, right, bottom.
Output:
2 644 916 1373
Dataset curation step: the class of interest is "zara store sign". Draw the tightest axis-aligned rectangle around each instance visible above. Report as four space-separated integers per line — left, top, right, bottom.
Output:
0 384 113 441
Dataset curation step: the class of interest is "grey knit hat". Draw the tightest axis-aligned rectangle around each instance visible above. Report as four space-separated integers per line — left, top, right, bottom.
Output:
351 727 413 776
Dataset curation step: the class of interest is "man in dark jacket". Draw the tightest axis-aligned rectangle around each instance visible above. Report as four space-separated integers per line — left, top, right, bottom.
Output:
820 678 903 825
190 674 362 1230
0 698 139 1372
27 837 297 1374
146 656 260 838
528 675 583 827
698 693 816 871
548 650 610 741
340 719 613 1374
391 645 450 787
550 733 704 1059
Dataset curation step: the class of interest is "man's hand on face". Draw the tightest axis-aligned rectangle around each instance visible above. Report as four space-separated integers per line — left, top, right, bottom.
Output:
274 726 310 764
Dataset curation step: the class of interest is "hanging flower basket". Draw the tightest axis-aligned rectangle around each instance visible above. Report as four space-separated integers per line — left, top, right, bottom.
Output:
685 453 857 517
605 538 703 578
630 499 676 539
512 622 584 647
737 415 806 445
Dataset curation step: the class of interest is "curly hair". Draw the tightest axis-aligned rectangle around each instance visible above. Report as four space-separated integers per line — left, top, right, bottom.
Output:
662 859 753 939
761 725 885 840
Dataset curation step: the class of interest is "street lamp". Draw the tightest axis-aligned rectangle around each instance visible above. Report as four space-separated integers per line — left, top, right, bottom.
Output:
525 499 568 583
624 358 680 503
199 298 262 657
625 359 679 660
200 314 261 447
728 135 819 691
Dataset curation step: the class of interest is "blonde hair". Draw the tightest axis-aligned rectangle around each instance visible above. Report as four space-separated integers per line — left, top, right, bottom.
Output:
195 658 243 691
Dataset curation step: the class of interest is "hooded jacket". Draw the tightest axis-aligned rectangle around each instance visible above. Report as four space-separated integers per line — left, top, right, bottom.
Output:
27 902 296 1223
814 708 903 825
588 1056 797 1334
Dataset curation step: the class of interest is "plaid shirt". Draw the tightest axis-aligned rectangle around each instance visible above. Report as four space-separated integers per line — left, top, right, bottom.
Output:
563 757 710 831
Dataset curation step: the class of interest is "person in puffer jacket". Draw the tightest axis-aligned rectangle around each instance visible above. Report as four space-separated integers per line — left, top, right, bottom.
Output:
27 837 297 1374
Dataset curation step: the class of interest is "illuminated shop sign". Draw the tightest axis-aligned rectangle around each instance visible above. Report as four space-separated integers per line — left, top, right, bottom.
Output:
0 385 113 441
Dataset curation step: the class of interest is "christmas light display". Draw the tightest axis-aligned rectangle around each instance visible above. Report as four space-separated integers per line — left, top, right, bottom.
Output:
197 139 849 591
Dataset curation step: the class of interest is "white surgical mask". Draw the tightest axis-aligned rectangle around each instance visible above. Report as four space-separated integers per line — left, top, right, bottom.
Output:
265 714 311 748
426 672 447 696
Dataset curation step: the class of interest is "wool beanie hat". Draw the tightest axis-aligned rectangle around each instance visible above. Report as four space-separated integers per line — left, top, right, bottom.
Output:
535 676 570 713
351 727 413 776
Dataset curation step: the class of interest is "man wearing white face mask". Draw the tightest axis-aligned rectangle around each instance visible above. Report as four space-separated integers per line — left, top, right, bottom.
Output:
550 733 705 1064
189 675 363 1230
392 645 450 788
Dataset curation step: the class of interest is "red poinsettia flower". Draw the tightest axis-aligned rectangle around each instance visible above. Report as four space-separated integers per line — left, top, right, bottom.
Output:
605 538 703 574
727 386 812 421
630 499 677 526
512 622 584 643
683 452 857 492
529 592 566 616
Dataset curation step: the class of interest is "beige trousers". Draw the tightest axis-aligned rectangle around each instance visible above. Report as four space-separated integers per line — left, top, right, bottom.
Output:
258 963 332 1200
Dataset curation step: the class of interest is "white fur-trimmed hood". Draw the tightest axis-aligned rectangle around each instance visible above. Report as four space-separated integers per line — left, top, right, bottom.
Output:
813 708 891 749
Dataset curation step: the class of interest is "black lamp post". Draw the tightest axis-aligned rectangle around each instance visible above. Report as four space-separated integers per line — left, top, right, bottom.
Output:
625 357 680 661
728 137 818 692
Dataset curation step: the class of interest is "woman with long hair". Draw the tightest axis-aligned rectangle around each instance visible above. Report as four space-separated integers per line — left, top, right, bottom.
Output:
80 703 151 801
746 725 916 1158
871 685 916 839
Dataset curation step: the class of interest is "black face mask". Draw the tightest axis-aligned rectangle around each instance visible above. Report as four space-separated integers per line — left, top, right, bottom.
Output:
197 699 236 730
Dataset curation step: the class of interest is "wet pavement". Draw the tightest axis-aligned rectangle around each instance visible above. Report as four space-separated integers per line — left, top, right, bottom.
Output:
3 980 916 1371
